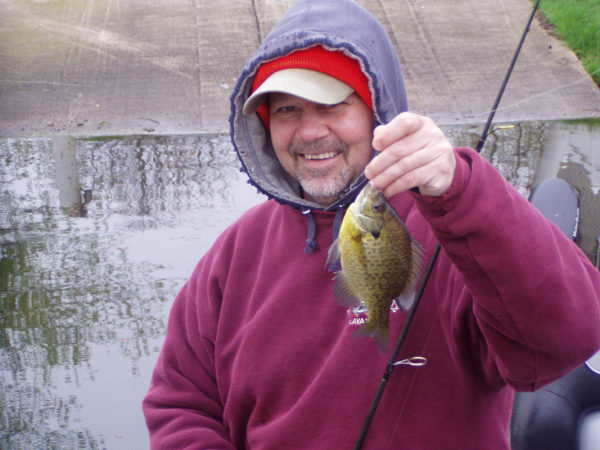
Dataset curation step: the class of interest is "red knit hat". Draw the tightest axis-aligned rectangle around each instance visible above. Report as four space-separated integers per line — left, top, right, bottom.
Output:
249 46 373 128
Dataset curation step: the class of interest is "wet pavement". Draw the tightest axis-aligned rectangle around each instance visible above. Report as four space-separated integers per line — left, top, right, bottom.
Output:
1 0 600 137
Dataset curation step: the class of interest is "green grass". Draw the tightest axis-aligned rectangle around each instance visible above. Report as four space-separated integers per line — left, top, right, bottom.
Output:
536 0 600 86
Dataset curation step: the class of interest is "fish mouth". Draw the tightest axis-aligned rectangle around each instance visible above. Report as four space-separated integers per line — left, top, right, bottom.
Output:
356 182 378 205
301 151 342 161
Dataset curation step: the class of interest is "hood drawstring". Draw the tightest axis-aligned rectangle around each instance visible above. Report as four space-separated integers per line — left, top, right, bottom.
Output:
327 206 345 272
303 207 346 265
303 209 319 254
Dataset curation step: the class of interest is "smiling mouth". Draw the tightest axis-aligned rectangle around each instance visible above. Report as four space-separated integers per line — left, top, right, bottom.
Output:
302 151 340 160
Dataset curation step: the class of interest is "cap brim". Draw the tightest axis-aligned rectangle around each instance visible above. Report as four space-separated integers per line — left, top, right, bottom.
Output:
243 68 354 116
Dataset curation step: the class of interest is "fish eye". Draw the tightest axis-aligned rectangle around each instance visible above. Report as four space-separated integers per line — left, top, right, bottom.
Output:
373 202 382 211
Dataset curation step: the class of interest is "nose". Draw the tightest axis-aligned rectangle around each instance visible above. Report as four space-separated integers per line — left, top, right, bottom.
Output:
296 108 330 143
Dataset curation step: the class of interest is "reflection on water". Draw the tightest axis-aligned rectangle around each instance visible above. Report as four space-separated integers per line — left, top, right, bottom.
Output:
543 121 600 261
0 121 598 449
443 120 600 259
442 121 547 196
0 134 265 449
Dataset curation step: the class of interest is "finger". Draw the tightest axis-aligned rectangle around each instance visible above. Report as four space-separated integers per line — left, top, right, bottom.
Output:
366 131 429 180
369 140 441 193
372 112 428 152
366 119 448 183
380 149 456 198
368 114 438 180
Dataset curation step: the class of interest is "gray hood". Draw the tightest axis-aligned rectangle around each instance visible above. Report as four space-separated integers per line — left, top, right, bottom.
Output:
229 0 408 212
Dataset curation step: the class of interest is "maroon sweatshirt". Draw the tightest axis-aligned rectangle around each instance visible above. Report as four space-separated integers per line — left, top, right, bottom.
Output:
143 148 600 449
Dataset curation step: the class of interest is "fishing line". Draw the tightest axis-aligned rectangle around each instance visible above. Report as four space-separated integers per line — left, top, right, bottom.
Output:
471 66 600 118
386 290 443 449
476 0 541 152
353 0 541 448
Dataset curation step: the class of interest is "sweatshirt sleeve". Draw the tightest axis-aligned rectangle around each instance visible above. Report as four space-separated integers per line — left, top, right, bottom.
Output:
412 147 600 392
142 241 235 449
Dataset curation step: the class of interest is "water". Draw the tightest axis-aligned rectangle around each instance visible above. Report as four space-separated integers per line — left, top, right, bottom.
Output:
0 134 265 449
441 119 600 259
0 120 599 449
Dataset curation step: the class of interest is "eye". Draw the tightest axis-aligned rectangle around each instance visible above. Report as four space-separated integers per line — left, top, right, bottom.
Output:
319 102 347 113
372 202 382 211
279 106 297 113
273 105 300 119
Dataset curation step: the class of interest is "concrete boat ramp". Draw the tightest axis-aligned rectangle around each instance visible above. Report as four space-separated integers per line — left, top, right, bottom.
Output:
0 0 599 137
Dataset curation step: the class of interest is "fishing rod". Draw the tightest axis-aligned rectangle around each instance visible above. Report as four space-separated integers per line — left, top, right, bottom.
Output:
353 0 542 448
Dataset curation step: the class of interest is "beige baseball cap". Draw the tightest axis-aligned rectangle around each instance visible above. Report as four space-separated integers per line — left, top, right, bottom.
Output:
243 68 355 116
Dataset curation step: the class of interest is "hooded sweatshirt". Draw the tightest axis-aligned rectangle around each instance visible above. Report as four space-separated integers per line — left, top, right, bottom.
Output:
143 1 600 449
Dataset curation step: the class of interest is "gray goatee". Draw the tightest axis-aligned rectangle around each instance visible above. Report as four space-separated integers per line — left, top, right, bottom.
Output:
289 139 352 202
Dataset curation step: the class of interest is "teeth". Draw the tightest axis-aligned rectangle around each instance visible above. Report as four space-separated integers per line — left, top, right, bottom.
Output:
304 152 338 160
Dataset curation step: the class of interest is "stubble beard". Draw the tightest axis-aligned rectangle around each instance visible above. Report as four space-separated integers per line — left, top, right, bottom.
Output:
290 139 355 204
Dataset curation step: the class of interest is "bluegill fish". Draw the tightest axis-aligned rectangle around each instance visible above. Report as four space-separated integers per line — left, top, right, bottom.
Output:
326 183 424 354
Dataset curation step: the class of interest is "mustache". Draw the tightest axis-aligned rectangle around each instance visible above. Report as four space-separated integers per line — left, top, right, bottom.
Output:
289 139 349 156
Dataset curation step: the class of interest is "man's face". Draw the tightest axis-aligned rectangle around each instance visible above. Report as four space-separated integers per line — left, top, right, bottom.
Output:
268 92 375 207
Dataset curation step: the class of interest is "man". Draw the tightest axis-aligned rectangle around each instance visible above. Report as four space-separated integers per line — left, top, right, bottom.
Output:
143 0 600 448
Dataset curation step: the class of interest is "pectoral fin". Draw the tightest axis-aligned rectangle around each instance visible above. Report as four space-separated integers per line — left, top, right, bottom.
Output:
325 238 341 268
332 271 362 309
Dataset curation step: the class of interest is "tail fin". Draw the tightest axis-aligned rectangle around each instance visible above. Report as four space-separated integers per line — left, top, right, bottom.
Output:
353 322 389 354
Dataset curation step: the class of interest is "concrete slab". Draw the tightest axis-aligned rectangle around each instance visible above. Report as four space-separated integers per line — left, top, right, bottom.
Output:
1 0 599 137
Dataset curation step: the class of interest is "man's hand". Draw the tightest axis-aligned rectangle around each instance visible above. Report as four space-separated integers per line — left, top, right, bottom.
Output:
365 112 456 198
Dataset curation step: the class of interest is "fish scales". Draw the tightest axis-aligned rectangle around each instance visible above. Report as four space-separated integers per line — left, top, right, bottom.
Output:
326 183 424 354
